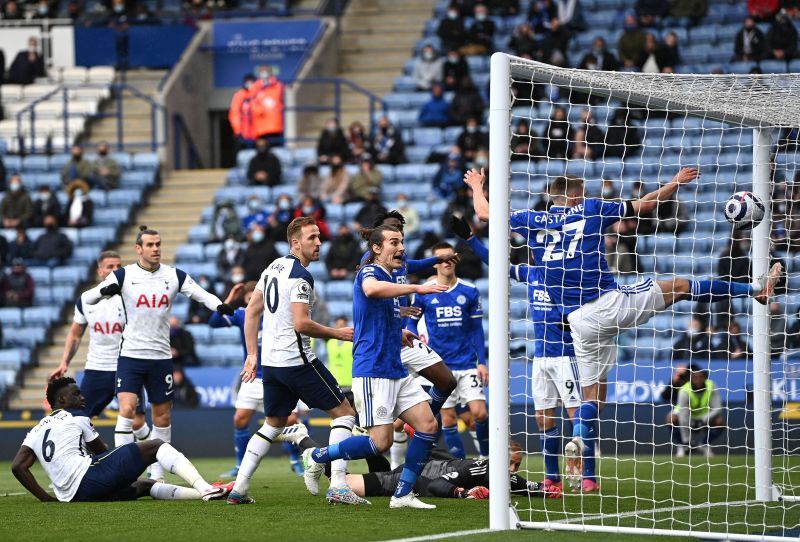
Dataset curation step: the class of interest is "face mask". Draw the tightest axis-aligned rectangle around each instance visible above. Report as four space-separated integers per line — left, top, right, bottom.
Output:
467 126 477 133
447 10 458 19
475 157 488 167
39 193 50 202
259 71 270 81
602 189 614 198
199 280 210 289
396 199 407 207
422 51 434 61
252 230 265 243
326 124 337 132
224 239 237 251
475 12 487 21
740 241 751 251
113 4 124 12
231 273 244 283
248 199 261 211
447 55 458 63
73 189 84 198
302 205 314 215
586 63 597 70
687 326 702 336
9 182 21 192
244 82 252 90
277 200 290 211
37 5 47 15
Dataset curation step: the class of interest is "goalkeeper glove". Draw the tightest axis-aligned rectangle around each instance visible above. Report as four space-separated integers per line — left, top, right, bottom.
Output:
99 283 121 297
449 215 473 240
217 303 235 316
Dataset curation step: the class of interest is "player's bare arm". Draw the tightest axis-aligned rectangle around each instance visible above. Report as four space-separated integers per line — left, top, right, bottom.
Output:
630 167 700 215
362 277 447 299
50 322 87 380
291 302 353 341
463 168 488 221
241 286 264 384
11 446 57 502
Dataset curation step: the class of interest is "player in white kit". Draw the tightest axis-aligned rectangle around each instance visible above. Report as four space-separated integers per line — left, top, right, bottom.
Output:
49 251 150 442
84 226 233 480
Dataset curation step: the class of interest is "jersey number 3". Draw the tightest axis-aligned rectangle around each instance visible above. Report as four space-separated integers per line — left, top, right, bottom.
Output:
536 219 585 262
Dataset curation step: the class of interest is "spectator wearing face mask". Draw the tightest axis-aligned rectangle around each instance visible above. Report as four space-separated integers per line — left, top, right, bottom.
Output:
243 226 279 281
580 37 620 71
61 145 92 188
31 214 73 267
414 45 445 91
188 275 216 324
348 155 383 202
734 16 766 62
508 23 541 59
320 155 350 204
7 227 33 264
229 74 257 148
462 3 496 56
293 196 330 240
672 317 712 360
267 194 294 242
438 5 467 52
604 108 642 160
63 180 94 228
394 194 420 238
209 199 242 244
370 116 406 165
31 186 61 228
1 176 33 229
418 83 453 128
297 164 322 201
352 189 387 232
767 10 798 60
241 196 269 232
433 149 466 199
317 118 351 164
450 76 485 126
7 36 45 85
1 258 34 308
91 142 121 190
347 121 371 159
32 0 56 20
250 65 285 144
247 137 282 186
442 48 470 91
325 224 362 279
216 237 245 278
618 12 648 68
544 106 570 159
456 118 489 162
510 120 544 160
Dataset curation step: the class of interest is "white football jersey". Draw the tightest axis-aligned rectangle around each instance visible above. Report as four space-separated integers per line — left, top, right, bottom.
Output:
85 263 222 359
257 255 317 368
74 292 124 372
21 409 99 502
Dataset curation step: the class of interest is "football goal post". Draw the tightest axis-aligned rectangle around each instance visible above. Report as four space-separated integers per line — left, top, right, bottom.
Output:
487 52 800 540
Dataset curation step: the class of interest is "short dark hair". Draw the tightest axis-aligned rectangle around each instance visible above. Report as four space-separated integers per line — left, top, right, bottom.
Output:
430 241 454 253
372 210 406 229
135 225 159 246
47 377 76 408
97 250 120 265
287 216 317 243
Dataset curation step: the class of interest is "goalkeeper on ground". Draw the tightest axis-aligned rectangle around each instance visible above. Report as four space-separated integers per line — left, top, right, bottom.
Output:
666 365 725 458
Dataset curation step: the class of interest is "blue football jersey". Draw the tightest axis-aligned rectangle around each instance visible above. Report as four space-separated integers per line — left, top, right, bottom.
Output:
410 279 486 371
208 308 263 379
510 198 627 314
511 265 574 358
352 264 406 379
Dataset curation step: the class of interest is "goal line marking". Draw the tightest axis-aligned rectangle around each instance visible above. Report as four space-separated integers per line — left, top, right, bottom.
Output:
380 528 494 542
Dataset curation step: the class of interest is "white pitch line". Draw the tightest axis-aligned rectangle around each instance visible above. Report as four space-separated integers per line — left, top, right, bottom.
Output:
557 499 756 524
0 491 27 497
379 528 495 542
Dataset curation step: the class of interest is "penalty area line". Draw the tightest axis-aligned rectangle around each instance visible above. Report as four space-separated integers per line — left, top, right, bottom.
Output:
556 499 755 525
379 528 495 542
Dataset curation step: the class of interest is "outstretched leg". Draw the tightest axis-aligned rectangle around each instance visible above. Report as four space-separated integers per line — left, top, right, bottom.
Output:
658 263 782 308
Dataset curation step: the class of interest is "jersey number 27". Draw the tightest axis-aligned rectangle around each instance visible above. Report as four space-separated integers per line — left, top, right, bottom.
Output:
536 219 585 262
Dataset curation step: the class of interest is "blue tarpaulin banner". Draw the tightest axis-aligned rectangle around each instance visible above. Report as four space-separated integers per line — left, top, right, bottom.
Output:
74 25 196 68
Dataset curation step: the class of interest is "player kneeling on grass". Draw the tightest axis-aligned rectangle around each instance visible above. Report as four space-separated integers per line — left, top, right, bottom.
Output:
11 377 230 502
667 365 725 458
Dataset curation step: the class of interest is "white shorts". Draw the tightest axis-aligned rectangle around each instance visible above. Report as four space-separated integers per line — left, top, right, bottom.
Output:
567 280 665 387
401 339 442 376
443 368 486 409
531 357 582 410
352 375 430 427
234 378 264 411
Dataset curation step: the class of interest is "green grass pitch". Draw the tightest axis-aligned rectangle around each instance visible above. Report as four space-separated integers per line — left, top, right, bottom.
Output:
0 455 797 542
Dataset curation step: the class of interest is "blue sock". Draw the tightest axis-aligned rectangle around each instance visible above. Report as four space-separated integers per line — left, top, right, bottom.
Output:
541 427 561 482
312 436 379 463
428 387 449 417
234 427 250 468
442 425 465 459
572 401 598 482
474 418 489 456
706 427 724 445
394 431 437 498
690 280 753 303
282 442 301 462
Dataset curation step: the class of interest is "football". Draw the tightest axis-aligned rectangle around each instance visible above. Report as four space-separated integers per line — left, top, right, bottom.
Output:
724 191 766 231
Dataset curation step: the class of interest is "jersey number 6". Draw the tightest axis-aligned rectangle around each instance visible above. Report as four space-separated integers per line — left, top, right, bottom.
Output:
42 428 55 462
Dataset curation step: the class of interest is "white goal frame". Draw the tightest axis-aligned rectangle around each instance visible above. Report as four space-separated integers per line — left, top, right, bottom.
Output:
486 52 796 538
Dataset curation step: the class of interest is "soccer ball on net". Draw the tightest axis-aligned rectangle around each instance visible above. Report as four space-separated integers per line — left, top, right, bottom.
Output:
724 191 766 231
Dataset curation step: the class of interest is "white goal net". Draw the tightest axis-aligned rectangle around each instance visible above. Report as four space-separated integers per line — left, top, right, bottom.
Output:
486 53 800 541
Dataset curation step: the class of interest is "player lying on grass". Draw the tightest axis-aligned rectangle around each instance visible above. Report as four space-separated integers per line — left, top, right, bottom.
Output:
464 167 782 492
451 215 580 494
11 377 230 502
345 441 562 500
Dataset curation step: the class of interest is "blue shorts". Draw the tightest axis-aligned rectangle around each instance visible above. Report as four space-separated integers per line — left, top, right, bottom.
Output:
262 359 345 417
116 357 173 405
81 369 145 417
72 443 146 502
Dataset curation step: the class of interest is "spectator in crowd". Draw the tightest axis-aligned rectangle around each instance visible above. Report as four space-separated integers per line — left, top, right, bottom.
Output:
229 74 257 148
718 235 752 284
662 31 682 68
32 0 56 19
0 154 6 191
579 38 619 71
31 215 72 267
748 0 780 21
508 22 542 58
371 116 406 165
735 16 767 61
667 366 725 457
672 317 712 360
171 366 199 408
188 275 216 324
463 3 496 56
667 0 708 28
169 316 199 367
31 186 61 229
511 120 544 160
243 225 279 281
353 189 387 232
348 154 383 202
724 319 750 360
639 33 677 73
317 118 350 164
2 0 23 20
90 142 121 190
542 17 571 65
7 227 33 264
419 82 453 128
770 301 787 357
250 65 285 143
63 180 94 228
247 137 282 186
528 0 556 32
767 9 798 60
267 194 294 243
394 193 420 238
456 117 489 162
1 258 34 308
414 44 445 91
346 121 370 159
450 76 485 125
221 265 246 301
61 145 92 188
442 48 470 91
604 108 642 159
325 223 362 279
209 199 242 244
438 4 467 52
7 36 45 85
241 196 269 233
618 13 648 68
654 185 689 235
293 196 331 240
442 186 484 239
296 164 322 202
1 176 33 229
635 0 668 28
544 106 570 158
320 154 350 205
433 150 465 199
604 232 638 274
660 363 692 405
216 237 245 279
410 231 443 281
572 108 606 159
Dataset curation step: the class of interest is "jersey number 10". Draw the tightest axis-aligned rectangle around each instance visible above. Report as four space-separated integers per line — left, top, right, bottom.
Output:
536 219 585 262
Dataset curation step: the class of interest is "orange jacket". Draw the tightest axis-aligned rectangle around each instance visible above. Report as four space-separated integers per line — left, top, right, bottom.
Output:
228 87 256 141
251 77 285 137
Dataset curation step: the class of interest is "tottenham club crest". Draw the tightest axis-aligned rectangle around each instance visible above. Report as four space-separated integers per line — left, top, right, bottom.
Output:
456 295 467 305
376 406 388 418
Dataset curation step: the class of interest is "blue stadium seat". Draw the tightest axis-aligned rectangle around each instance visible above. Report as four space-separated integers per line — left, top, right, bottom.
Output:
394 76 417 92
108 189 142 207
7 326 47 349
293 147 317 165
760 60 788 73
121 171 155 188
412 127 443 147
49 153 71 171
131 153 159 170
112 152 132 170
327 300 353 320
71 246 102 265
3 155 22 173
211 326 240 345
727 61 758 74
324 280 351 301
22 155 50 172
0 308 22 328
687 25 716 44
27 266 51 287
0 349 25 370
176 244 205 263
23 306 60 326
94 207 130 225
52 266 85 286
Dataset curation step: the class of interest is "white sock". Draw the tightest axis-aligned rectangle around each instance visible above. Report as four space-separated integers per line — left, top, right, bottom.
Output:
149 425 171 480
329 416 355 488
232 423 283 496
390 430 408 470
470 431 481 456
150 482 202 500
155 442 211 493
114 416 134 447
133 424 151 441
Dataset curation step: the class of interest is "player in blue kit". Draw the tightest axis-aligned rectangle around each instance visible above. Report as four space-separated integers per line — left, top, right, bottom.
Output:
464 168 782 491
407 241 489 460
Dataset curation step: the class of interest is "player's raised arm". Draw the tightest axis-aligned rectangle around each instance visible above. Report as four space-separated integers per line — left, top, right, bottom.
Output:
11 445 56 502
51 322 86 380
630 167 700 216
362 275 447 299
83 271 120 305
241 283 264 383
178 270 232 315
463 168 488 221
